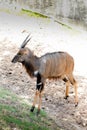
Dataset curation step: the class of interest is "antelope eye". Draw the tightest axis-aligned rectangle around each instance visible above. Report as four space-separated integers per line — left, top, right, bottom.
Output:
18 53 21 56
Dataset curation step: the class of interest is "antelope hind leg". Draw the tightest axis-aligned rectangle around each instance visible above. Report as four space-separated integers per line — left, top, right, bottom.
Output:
63 78 70 99
73 82 78 107
64 81 70 99
68 74 78 106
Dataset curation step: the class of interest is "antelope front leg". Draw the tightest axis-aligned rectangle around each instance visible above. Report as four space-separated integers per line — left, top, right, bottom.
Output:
30 90 39 112
37 90 44 115
30 72 41 113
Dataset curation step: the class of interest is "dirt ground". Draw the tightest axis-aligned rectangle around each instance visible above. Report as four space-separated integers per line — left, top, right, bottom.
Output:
0 12 87 130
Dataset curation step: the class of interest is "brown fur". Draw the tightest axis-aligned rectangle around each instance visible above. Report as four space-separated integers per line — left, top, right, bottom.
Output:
12 37 78 114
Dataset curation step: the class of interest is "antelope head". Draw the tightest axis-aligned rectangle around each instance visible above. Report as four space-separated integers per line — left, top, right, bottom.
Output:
12 34 32 63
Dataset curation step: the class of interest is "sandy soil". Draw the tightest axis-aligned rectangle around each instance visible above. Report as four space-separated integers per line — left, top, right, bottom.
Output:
0 12 87 130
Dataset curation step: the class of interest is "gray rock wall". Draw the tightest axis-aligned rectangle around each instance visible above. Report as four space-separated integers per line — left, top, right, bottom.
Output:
0 0 87 27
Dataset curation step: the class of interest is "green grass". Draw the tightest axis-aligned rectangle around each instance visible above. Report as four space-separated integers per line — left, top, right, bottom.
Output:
0 7 49 19
0 87 60 130
21 8 48 18
0 7 72 29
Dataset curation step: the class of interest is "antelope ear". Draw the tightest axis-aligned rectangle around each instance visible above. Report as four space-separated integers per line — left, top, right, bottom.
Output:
21 34 31 48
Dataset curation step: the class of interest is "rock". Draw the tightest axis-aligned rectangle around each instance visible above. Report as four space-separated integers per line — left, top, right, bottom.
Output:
81 118 87 127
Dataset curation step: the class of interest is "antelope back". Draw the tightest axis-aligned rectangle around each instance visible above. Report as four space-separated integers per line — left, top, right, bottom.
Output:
38 52 74 78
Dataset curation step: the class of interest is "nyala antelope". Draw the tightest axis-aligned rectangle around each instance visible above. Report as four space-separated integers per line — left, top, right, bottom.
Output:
12 35 78 115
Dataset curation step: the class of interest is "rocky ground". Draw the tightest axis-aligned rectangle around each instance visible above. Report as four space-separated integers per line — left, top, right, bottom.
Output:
0 12 87 130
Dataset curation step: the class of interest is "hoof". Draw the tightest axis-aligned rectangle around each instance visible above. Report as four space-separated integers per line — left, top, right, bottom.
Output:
30 106 35 112
36 109 40 116
64 96 69 100
75 102 78 107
